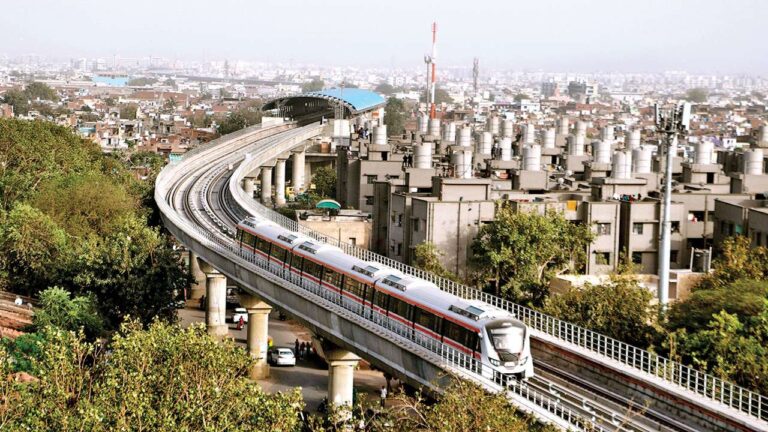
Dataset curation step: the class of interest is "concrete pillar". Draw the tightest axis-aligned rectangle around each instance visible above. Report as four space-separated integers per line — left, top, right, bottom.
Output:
205 270 228 339
243 178 255 198
240 294 272 379
188 251 206 300
327 349 361 411
292 149 306 193
260 166 273 205
274 159 286 207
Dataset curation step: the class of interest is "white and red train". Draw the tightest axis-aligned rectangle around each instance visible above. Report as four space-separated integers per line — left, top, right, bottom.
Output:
236 217 534 380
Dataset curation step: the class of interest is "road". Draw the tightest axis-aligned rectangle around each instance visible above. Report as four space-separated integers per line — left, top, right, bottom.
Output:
178 304 388 411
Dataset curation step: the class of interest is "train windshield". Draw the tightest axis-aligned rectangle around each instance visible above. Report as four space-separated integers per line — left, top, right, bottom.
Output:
487 322 525 359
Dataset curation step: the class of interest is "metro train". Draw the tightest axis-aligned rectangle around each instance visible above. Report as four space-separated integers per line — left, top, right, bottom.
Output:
235 217 534 380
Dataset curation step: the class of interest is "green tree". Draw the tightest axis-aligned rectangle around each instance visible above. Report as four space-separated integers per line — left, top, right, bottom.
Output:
127 77 157 86
668 279 768 333
302 78 325 93
218 105 263 135
33 287 104 338
119 103 138 120
696 236 768 290
0 321 303 431
311 166 337 199
543 273 657 347
420 87 452 105
513 93 529 102
471 206 594 304
686 87 709 103
412 242 458 282
346 377 545 432
1 89 30 116
0 203 69 294
374 83 396 95
384 97 406 137
24 82 58 101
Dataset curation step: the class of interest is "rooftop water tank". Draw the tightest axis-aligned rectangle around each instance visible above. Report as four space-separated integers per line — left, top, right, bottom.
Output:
601 125 615 143
524 124 536 144
744 149 764 175
523 145 542 171
558 116 569 136
612 149 633 180
452 149 473 179
457 126 472 147
442 122 457 143
632 146 652 174
417 114 429 134
487 116 500 135
500 137 513 161
414 142 432 169
593 140 612 164
694 141 714 165
567 135 584 156
502 119 514 138
428 118 441 137
627 128 641 149
576 120 588 137
543 128 556 149
476 131 493 155
372 125 387 146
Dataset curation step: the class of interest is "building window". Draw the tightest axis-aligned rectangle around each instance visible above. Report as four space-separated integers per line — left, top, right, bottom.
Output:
631 252 642 264
349 237 356 246
365 196 374 205
594 252 611 265
671 221 680 234
397 214 403 227
396 243 402 256
413 219 420 232
670 250 678 262
366 175 377 184
596 223 611 236
632 223 644 235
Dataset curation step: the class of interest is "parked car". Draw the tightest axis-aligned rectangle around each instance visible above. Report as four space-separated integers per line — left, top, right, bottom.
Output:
268 348 296 366
231 307 248 323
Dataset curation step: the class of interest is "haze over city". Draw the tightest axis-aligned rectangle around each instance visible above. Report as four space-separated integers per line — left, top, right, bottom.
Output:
2 0 767 73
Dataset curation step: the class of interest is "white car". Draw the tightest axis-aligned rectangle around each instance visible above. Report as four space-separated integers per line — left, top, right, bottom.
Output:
231 308 248 323
268 348 296 366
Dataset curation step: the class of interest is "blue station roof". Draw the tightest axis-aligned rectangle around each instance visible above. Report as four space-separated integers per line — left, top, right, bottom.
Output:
262 88 385 115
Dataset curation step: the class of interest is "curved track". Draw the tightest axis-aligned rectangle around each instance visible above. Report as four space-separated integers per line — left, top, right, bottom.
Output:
156 122 713 431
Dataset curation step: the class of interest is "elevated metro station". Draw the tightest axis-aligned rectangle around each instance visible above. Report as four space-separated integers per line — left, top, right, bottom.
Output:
262 88 386 124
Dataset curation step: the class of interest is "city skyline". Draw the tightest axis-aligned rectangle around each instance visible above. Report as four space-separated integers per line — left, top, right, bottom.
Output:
2 0 767 74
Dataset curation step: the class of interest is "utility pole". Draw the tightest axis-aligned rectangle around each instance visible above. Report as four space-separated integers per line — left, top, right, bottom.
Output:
654 101 690 308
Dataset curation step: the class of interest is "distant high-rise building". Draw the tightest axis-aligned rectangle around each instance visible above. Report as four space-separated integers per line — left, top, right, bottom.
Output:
541 81 559 98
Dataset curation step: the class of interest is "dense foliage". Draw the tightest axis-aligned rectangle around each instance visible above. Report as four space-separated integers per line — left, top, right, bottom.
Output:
1 82 58 116
311 166 337 199
217 101 263 135
471 206 593 304
664 236 768 394
301 79 325 93
0 321 304 431
412 242 459 282
383 97 406 137
544 271 658 348
0 119 188 329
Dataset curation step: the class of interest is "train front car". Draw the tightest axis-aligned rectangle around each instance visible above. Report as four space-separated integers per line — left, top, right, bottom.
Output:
482 317 534 380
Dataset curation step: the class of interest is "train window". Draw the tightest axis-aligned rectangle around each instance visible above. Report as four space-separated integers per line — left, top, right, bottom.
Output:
389 297 412 321
343 277 364 299
373 290 389 311
364 285 375 305
255 238 271 254
324 267 343 288
270 245 287 263
302 258 323 279
414 308 440 334
444 321 478 351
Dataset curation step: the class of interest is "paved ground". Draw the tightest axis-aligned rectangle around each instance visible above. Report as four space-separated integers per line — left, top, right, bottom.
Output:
179 304 387 411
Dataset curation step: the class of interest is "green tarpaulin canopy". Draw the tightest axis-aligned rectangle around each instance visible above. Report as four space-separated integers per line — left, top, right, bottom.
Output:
315 199 341 210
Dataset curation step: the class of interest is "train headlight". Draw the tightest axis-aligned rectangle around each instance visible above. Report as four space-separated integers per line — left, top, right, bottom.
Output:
519 356 529 364
489 358 500 366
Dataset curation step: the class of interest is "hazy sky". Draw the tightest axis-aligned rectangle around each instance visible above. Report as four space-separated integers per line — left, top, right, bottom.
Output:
2 0 766 73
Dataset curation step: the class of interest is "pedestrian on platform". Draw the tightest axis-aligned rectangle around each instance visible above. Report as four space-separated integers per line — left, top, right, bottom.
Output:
236 316 245 330
300 341 306 359
295 338 300 356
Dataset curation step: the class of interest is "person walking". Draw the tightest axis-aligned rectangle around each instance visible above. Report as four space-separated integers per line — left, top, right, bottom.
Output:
236 316 245 331
299 341 306 359
295 338 300 357
379 385 387 408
